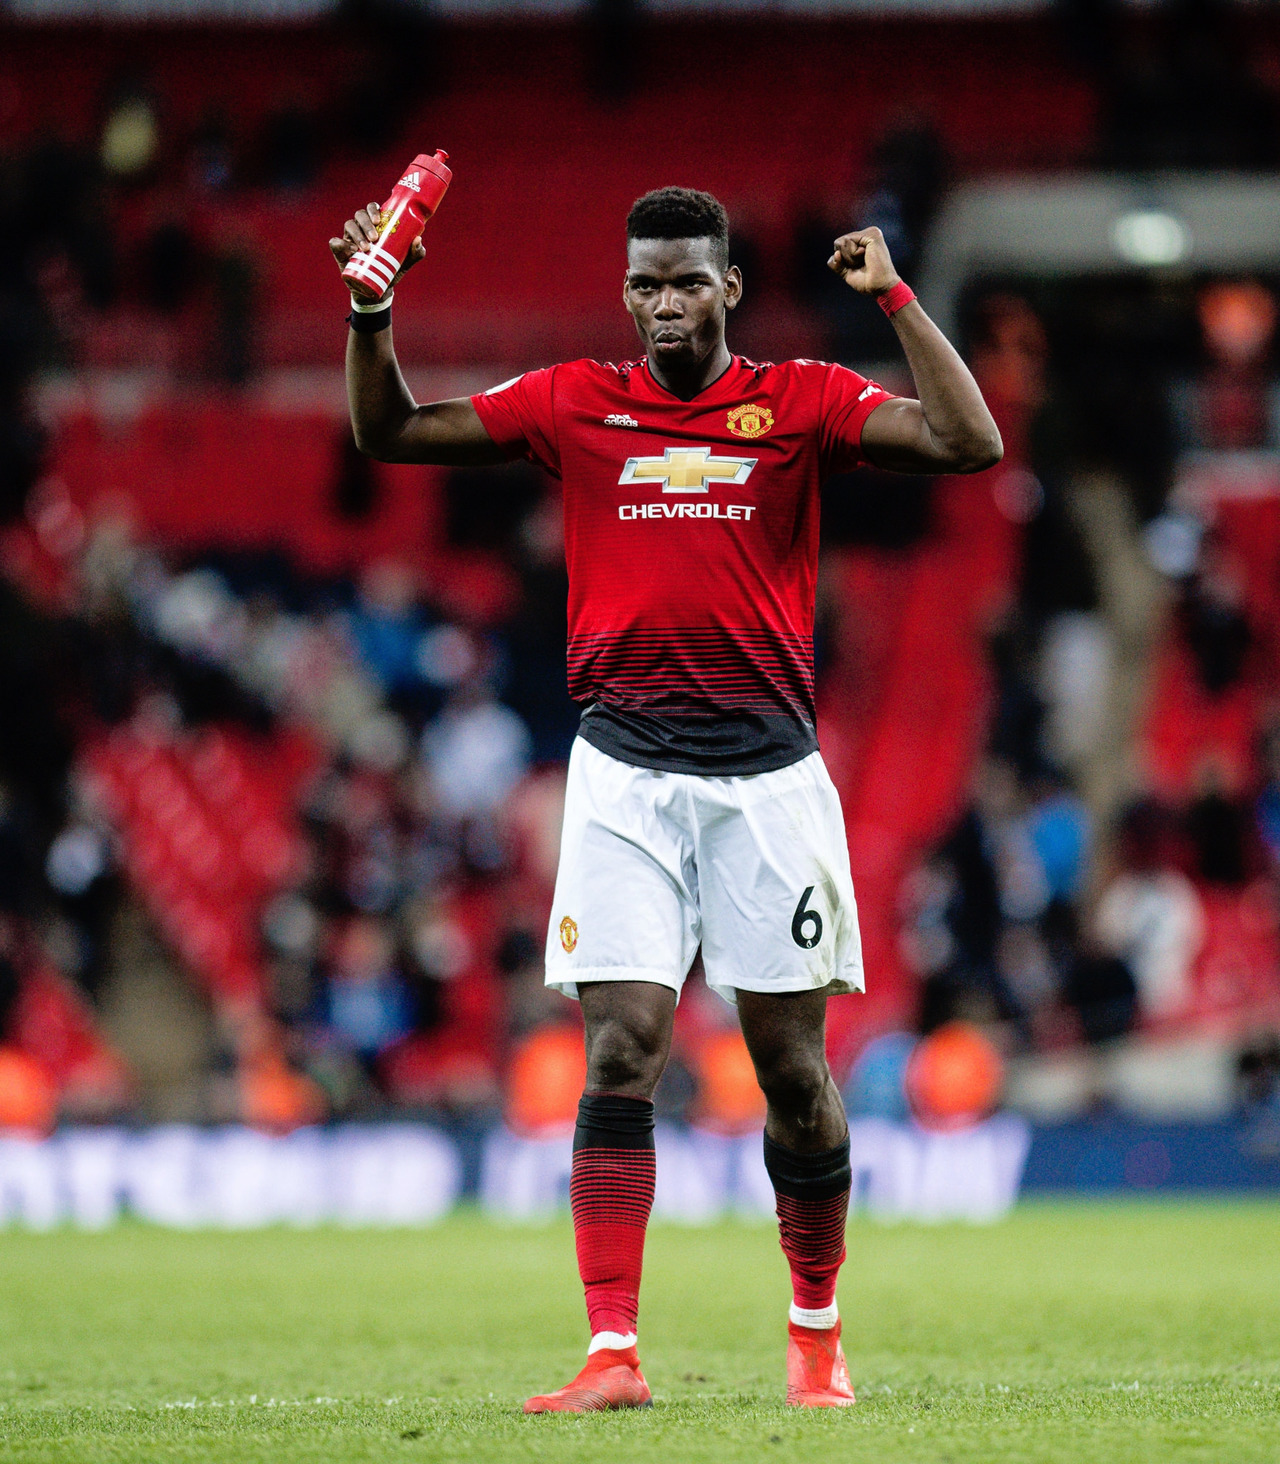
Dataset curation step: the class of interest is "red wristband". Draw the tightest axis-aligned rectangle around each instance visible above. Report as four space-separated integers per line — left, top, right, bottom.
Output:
877 281 916 317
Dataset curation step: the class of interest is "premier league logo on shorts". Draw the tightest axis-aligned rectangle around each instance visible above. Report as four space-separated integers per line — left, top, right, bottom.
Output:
559 916 579 953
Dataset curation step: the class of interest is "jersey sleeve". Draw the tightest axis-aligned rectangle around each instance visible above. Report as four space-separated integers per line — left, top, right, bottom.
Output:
470 366 561 477
817 363 898 477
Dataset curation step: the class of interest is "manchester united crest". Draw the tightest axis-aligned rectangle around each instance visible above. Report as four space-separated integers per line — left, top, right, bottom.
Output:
727 403 774 439
559 916 579 953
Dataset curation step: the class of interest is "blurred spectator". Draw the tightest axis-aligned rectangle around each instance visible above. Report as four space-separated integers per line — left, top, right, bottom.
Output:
1179 541 1252 697
143 209 200 315
322 914 414 1067
968 293 1048 421
1062 945 1138 1047
342 559 442 721
1094 801 1204 1021
1047 898 1137 1045
44 812 120 1001
1186 775 1253 887
794 117 947 362
905 1021 1003 1132
987 613 1046 779
1191 281 1277 451
904 759 1044 1038
1028 773 1091 905
1236 1032 1280 1115
994 922 1056 1027
502 497 580 763
1036 614 1111 777
423 681 532 826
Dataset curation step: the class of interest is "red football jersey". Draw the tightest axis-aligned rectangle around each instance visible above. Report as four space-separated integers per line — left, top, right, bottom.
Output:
471 355 895 774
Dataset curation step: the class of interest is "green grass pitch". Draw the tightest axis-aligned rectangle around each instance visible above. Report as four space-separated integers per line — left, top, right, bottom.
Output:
0 1202 1276 1462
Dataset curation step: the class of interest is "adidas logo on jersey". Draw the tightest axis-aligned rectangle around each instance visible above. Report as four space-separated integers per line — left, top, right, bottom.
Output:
857 382 879 402
604 413 640 428
399 171 422 191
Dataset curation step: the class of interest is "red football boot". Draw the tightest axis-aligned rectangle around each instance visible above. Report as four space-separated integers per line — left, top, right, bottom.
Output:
785 1320 857 1407
523 1345 653 1414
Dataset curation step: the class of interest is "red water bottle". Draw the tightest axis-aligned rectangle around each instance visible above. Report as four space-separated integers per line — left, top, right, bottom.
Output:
341 149 452 301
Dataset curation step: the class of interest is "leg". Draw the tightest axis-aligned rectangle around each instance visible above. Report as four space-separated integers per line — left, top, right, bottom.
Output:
525 980 675 1415
529 740 697 1412
572 980 673 1343
737 987 846 1151
581 978 676 1098
738 988 856 1407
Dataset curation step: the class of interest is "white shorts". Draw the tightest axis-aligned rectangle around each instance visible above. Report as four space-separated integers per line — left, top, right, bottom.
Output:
546 738 865 1006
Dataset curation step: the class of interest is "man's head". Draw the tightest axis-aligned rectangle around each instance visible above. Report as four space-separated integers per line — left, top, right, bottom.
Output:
624 187 741 370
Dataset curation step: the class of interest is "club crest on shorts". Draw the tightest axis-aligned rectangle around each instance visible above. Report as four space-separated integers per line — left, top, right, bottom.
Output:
726 403 774 439
559 916 579 953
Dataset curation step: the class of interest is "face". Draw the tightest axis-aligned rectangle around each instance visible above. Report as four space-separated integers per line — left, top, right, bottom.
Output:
623 236 741 367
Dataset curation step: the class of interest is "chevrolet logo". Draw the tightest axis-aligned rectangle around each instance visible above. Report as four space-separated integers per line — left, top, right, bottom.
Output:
618 446 758 495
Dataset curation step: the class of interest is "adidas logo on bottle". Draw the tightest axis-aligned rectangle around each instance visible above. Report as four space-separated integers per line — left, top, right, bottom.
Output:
399 171 422 191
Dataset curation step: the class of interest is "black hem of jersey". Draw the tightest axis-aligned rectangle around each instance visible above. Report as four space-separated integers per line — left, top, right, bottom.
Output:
577 706 818 777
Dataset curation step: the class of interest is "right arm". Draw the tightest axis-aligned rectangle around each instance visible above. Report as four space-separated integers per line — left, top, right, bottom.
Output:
331 204 510 466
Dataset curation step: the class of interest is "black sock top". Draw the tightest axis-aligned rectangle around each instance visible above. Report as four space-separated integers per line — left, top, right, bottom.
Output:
574 1092 656 1151
762 1132 852 1201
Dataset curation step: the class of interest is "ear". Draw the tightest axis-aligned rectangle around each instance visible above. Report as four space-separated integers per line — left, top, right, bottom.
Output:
724 264 743 312
622 270 635 316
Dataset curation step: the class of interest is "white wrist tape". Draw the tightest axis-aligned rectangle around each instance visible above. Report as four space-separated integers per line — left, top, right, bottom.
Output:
349 289 394 313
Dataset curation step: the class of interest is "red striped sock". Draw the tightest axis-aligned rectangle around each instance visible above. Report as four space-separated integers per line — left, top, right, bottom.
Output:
764 1133 852 1315
570 1093 656 1337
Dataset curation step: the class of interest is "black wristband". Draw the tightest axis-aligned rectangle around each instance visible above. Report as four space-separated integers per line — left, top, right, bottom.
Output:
347 303 392 334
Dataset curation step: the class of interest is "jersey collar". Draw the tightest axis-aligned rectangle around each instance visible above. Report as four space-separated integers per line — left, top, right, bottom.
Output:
640 353 747 405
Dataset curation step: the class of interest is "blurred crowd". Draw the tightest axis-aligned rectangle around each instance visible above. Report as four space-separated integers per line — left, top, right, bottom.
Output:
2 0 1280 1132
0 258 1276 1130
897 275 1280 1123
1 0 1276 382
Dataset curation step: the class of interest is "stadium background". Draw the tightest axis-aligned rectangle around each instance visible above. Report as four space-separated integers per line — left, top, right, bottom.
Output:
0 0 1279 1227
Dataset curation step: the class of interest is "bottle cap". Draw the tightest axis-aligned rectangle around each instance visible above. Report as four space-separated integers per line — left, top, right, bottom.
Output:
410 151 452 185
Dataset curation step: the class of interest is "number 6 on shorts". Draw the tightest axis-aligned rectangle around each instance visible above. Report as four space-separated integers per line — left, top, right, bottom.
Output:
791 886 824 949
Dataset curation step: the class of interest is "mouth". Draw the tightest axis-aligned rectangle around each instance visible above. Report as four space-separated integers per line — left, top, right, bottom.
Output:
652 330 689 350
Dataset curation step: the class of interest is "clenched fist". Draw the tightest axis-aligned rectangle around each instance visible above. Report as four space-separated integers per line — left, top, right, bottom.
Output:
827 226 900 296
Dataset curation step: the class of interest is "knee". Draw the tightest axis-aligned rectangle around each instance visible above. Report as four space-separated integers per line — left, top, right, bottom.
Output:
585 1012 669 1095
754 1050 831 1124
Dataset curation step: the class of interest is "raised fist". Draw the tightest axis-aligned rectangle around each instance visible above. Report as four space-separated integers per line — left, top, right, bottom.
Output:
827 226 900 296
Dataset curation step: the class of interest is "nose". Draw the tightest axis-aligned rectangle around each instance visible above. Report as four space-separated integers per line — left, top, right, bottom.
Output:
653 287 682 319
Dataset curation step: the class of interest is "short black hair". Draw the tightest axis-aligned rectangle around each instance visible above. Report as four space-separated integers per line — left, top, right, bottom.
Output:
626 186 730 272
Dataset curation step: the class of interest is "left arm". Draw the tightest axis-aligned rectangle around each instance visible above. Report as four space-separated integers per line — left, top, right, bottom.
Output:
828 227 1003 474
